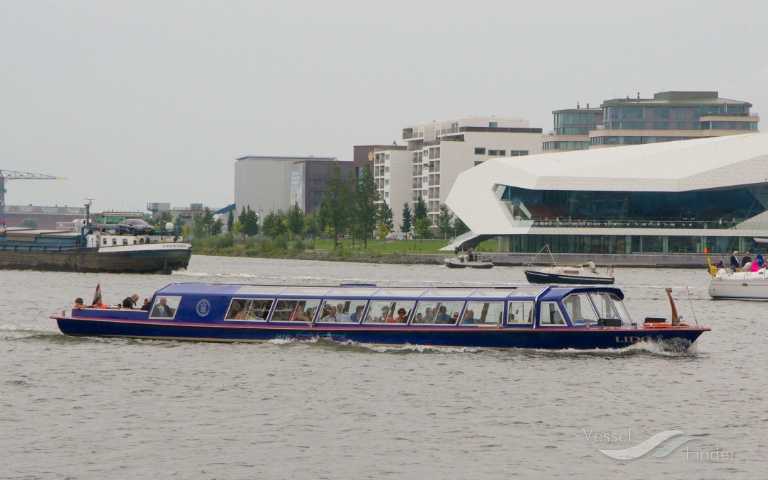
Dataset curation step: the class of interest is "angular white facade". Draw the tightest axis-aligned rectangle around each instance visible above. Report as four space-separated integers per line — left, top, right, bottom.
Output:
446 133 768 254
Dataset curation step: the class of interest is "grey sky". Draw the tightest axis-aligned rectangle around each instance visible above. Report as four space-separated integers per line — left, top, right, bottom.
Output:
3 0 767 213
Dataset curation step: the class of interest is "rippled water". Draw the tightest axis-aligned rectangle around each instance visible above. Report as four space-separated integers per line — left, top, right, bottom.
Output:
1 256 764 479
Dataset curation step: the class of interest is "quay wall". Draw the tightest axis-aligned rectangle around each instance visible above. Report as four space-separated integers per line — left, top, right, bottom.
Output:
414 252 712 269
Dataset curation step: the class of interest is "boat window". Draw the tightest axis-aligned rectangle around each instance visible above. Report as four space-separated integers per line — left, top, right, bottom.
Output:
539 302 566 326
269 299 322 322
148 296 181 319
423 288 476 298
510 286 547 297
236 285 288 296
591 292 632 326
562 293 599 326
470 288 517 298
507 301 534 324
461 301 503 326
328 287 380 297
281 286 334 296
411 300 464 325
373 288 428 298
123 239 129 246
226 298 273 321
102 238 107 246
112 238 117 246
317 299 368 323
364 300 416 324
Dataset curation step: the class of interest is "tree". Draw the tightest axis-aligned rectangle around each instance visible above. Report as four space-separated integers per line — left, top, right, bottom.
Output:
238 206 247 225
453 216 470 236
20 218 38 228
321 163 353 247
304 210 320 247
378 201 394 232
263 210 288 238
287 202 305 239
211 218 223 236
200 208 215 235
376 220 390 241
243 206 259 237
414 196 428 222
414 217 433 240
353 164 379 248
436 204 454 239
227 210 235 233
400 202 412 243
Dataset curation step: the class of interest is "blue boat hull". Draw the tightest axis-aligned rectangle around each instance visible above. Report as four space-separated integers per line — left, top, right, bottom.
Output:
54 317 704 350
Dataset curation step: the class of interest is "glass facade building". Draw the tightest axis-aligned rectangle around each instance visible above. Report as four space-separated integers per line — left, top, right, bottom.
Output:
543 91 759 152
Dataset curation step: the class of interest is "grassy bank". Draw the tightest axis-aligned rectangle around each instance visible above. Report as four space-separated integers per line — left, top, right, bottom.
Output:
189 236 498 263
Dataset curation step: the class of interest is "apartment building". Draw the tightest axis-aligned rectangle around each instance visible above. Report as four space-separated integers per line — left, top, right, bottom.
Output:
370 117 542 232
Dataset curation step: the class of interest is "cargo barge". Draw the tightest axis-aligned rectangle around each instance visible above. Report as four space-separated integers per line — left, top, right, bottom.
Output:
0 223 191 274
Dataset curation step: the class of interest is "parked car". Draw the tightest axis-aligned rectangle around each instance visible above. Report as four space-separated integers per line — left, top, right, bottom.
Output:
117 219 154 234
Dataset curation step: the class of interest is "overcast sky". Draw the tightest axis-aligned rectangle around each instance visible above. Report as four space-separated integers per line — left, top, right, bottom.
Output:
2 0 767 213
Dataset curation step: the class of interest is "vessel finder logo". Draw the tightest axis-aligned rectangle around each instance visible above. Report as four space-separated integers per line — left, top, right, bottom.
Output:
588 428 703 459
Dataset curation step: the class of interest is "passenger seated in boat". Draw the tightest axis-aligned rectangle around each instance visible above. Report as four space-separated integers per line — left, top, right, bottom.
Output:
141 298 151 311
392 308 408 323
434 306 454 324
92 298 108 309
322 305 338 322
289 306 309 322
73 297 86 310
462 310 478 324
350 305 364 322
414 312 424 323
423 308 435 323
715 255 724 269
122 294 139 309
152 297 174 317
378 306 394 323
336 303 352 322
757 253 765 268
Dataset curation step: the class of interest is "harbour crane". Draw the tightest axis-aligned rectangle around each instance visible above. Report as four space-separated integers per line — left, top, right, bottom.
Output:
0 169 64 224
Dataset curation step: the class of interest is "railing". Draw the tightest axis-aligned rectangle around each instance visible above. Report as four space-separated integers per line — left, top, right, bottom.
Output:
530 219 741 229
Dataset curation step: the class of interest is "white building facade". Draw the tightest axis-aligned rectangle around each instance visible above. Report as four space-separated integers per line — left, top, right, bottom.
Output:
446 132 768 255
374 117 542 233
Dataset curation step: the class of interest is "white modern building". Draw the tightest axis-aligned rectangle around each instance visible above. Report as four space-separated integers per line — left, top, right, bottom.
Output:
373 116 542 233
446 132 768 255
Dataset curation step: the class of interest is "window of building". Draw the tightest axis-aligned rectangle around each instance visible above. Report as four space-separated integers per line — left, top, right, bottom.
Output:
489 121 498 128
475 147 486 155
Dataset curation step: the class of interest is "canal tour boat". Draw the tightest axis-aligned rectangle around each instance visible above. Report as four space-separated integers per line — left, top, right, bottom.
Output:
51 283 709 350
